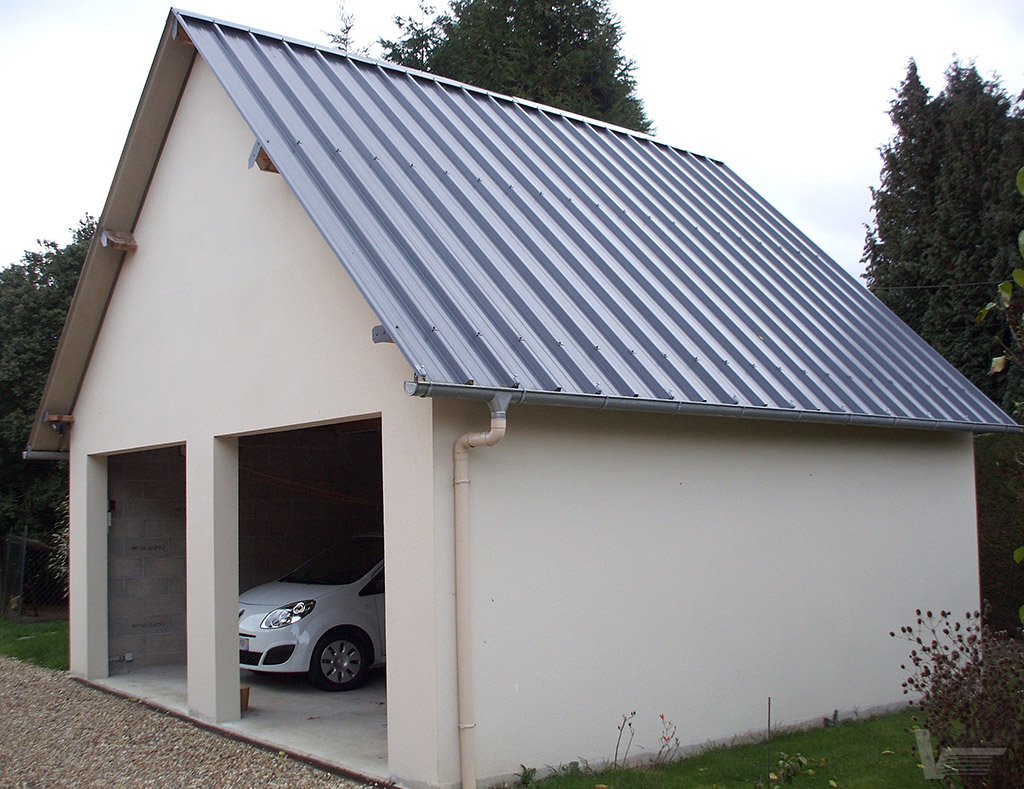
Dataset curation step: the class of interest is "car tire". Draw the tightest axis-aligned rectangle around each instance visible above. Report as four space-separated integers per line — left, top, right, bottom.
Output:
309 628 373 691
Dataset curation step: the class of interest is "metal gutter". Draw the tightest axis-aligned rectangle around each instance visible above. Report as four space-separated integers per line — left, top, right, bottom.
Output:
405 381 1022 434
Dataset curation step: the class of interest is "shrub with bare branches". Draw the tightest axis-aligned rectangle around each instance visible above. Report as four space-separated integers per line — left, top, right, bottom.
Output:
892 610 1024 785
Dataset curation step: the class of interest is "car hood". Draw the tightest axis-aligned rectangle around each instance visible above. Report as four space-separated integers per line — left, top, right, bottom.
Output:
238 581 341 606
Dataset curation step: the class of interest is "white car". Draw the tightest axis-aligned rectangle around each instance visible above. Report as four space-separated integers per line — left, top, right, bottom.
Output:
238 535 385 690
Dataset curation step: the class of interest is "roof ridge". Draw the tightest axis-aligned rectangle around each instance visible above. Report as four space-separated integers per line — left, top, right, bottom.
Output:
169 7 719 164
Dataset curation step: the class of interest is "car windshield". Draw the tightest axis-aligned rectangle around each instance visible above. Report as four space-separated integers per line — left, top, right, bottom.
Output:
281 535 383 585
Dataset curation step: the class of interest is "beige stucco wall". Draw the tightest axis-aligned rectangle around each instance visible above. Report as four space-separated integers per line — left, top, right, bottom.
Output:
431 399 979 784
67 56 442 783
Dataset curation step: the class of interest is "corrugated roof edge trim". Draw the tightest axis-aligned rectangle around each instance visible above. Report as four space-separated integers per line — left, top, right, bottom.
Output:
405 381 1022 433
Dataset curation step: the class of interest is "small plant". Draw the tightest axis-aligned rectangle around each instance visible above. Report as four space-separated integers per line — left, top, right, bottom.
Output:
651 713 680 765
613 711 636 768
892 609 1024 784
47 497 69 600
773 752 822 784
516 764 536 786
543 760 587 779
755 752 825 788
561 761 583 777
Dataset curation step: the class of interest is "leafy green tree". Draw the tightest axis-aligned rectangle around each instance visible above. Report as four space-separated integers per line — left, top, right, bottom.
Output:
977 167 1024 627
379 0 652 133
977 167 1024 382
975 432 1024 632
0 218 93 541
864 61 1024 410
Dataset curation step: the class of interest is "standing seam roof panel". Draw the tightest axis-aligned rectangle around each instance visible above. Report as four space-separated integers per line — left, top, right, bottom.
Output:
175 10 1018 432
379 77 623 392
536 118 842 410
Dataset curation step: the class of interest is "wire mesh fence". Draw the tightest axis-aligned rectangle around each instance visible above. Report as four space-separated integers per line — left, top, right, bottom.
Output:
2 527 68 622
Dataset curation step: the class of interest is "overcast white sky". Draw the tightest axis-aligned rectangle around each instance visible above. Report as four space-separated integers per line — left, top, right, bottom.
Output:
2 0 1023 280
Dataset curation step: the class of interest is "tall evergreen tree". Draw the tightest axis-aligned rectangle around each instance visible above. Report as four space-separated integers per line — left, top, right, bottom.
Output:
379 0 652 133
864 61 1024 409
0 218 92 540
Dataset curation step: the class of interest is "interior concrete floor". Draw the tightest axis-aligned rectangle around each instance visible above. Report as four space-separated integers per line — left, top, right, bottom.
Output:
92 664 388 782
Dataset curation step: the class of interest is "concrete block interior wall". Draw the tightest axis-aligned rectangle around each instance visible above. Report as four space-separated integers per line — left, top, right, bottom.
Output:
107 447 187 671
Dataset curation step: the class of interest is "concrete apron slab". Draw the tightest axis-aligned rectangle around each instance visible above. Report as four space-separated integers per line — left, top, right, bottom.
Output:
85 665 388 783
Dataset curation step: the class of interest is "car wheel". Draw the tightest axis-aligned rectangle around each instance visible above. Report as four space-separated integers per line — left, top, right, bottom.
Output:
309 628 372 691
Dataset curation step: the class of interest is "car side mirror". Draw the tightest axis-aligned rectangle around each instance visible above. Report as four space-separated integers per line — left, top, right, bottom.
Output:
360 572 384 597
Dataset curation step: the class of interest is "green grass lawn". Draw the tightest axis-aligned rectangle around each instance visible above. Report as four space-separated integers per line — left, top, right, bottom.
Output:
0 617 69 670
534 709 929 789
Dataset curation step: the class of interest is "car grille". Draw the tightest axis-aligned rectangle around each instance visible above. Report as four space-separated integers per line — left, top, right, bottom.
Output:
240 650 263 666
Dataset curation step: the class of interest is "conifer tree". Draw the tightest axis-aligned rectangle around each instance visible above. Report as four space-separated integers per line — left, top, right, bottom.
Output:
864 61 1024 409
379 0 651 133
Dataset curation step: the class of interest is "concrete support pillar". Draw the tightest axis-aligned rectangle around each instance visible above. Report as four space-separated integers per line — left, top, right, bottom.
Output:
69 453 109 678
380 410 452 787
185 435 239 722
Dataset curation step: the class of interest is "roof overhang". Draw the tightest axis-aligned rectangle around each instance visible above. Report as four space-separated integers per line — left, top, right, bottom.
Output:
26 13 196 453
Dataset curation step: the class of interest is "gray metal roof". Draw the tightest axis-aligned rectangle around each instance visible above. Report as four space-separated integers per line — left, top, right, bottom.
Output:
174 10 1017 432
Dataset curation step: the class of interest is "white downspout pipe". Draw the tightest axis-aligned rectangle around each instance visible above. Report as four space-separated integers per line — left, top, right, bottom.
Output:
453 397 509 789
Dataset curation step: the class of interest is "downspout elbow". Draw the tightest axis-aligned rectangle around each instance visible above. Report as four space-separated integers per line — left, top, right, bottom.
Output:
455 416 507 456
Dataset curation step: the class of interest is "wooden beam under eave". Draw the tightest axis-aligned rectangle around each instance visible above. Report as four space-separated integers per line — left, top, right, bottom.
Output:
255 147 279 173
99 229 138 252
175 25 194 47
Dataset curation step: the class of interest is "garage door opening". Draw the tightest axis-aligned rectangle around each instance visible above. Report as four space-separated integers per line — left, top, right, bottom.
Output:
106 446 187 673
99 420 389 780
235 419 387 774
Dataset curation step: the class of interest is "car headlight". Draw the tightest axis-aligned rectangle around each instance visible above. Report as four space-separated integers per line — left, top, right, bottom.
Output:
260 600 317 629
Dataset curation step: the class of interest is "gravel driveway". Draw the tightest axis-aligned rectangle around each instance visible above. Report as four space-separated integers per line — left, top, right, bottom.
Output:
0 656 367 787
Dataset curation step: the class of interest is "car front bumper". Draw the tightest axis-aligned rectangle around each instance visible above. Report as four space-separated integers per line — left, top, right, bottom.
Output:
238 611 314 673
